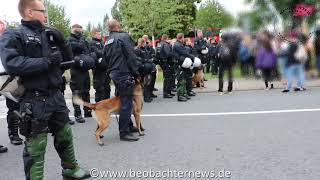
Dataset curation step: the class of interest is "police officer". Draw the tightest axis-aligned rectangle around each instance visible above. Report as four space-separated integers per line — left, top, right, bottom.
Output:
104 20 140 141
89 28 111 102
135 38 155 102
184 38 197 97
0 19 8 153
173 33 195 102
142 35 157 98
158 34 175 98
194 30 209 78
67 24 95 123
0 0 90 179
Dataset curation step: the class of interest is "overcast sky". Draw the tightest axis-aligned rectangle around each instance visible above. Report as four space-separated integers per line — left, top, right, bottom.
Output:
0 0 252 27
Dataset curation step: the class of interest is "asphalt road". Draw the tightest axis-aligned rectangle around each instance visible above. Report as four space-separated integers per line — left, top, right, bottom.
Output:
0 88 320 180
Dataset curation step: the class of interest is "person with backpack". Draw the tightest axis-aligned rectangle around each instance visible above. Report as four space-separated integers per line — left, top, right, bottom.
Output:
217 33 237 94
255 32 277 90
282 33 307 92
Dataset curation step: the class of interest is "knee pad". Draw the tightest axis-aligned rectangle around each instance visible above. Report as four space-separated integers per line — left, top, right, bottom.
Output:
25 134 48 157
55 124 73 144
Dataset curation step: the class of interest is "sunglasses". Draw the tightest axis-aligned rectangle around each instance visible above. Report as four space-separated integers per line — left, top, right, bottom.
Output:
31 9 47 13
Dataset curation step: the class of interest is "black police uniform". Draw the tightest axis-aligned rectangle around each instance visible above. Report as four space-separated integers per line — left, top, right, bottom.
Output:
145 43 157 96
89 38 111 102
158 40 175 97
134 46 154 102
0 20 90 179
104 31 140 140
173 40 195 101
67 33 95 121
185 44 196 96
194 37 209 72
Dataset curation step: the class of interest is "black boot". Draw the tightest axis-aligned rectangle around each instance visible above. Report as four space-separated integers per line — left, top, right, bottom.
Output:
0 145 8 153
163 93 173 98
84 110 92 118
8 116 23 145
178 96 188 102
75 116 86 123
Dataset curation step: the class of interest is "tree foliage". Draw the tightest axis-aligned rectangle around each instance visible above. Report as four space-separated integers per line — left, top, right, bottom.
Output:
246 0 319 29
117 0 199 39
46 1 71 37
194 0 234 31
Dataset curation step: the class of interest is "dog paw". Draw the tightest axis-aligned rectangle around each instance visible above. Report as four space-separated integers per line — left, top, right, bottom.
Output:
139 132 145 136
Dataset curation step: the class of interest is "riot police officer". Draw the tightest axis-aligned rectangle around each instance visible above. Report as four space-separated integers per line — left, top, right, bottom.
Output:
104 20 140 141
184 38 197 97
173 33 195 102
89 28 111 102
158 34 175 98
194 30 209 78
142 35 157 98
0 0 90 179
67 24 95 123
135 38 154 102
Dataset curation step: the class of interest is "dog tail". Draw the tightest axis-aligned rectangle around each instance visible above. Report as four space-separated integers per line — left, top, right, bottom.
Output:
72 95 96 110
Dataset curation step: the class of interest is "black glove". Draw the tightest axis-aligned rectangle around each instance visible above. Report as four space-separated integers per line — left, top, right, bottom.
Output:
74 56 84 68
48 51 62 66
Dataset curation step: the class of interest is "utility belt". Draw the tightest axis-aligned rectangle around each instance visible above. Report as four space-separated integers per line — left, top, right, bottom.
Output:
24 89 60 98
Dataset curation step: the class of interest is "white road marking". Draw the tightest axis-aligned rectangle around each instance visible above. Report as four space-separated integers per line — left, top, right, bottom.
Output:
1 108 319 119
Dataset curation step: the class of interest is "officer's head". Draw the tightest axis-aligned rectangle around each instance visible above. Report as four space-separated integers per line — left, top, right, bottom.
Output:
176 33 184 43
107 19 121 32
71 24 83 35
197 30 203 39
137 38 145 48
0 20 6 35
91 28 102 40
18 0 47 26
161 34 168 42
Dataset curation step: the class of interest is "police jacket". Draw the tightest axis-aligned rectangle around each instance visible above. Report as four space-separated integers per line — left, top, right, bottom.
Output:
89 38 107 70
0 20 71 92
67 33 95 71
194 37 208 55
173 40 195 66
104 31 139 76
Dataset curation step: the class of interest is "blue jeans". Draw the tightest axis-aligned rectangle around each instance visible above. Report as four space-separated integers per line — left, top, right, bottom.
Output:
277 56 288 79
109 71 135 137
285 64 305 90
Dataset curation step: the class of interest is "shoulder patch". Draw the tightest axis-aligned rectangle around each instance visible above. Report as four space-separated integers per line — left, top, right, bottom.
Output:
105 38 114 45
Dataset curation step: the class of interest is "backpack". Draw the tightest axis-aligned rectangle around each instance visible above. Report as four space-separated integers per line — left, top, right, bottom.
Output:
294 44 308 63
219 42 231 60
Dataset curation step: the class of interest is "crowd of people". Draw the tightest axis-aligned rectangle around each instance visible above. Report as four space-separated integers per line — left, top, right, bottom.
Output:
0 0 319 180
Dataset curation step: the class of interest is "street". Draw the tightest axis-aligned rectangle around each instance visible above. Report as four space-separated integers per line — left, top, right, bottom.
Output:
0 86 320 180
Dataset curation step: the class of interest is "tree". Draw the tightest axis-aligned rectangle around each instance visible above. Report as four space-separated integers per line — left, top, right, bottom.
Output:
194 0 234 31
46 0 71 37
238 10 264 32
118 0 199 39
111 0 122 22
102 13 110 34
246 0 319 30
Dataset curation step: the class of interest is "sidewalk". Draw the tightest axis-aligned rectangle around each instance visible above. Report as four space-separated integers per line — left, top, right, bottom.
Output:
62 78 320 99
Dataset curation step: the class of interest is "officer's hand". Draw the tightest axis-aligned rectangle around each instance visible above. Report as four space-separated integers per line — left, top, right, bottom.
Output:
48 51 62 66
74 56 84 68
